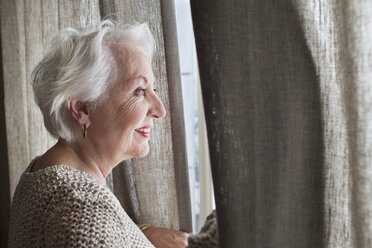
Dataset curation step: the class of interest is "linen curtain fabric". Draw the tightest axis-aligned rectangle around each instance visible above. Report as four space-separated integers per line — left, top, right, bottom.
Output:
191 0 372 247
0 0 191 246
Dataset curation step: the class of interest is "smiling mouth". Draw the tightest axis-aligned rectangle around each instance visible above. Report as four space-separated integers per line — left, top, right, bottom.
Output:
135 128 151 133
135 126 151 138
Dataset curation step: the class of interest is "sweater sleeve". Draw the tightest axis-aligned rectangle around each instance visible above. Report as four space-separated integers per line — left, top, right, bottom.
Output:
44 194 127 248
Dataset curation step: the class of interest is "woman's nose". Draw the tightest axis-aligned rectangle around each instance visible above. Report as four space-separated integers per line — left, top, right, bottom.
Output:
149 93 166 119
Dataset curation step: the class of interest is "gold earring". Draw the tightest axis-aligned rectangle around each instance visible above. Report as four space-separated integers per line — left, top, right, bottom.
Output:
82 124 87 139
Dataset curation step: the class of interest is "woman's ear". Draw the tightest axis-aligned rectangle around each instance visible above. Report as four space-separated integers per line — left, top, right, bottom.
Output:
69 97 91 128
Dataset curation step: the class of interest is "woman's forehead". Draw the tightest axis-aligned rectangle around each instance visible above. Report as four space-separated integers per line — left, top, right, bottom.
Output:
113 44 154 85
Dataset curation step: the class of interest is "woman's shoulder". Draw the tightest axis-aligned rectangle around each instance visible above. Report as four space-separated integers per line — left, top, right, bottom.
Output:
24 158 111 202
12 156 113 216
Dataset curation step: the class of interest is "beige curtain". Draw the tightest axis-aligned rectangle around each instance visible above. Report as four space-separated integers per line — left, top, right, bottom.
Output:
0 0 191 246
191 0 372 247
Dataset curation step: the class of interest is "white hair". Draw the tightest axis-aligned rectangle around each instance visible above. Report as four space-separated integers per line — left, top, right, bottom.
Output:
32 20 155 142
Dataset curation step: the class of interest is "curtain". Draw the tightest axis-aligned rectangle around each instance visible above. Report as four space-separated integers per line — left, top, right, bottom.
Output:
0 0 191 246
191 0 371 247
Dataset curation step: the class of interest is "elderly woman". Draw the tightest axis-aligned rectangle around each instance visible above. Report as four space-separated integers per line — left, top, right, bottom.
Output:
8 20 190 248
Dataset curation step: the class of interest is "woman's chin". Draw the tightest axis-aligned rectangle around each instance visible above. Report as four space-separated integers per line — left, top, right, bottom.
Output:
133 146 150 158
136 152 149 158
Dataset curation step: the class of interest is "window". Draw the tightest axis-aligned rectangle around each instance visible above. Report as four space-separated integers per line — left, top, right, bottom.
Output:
175 0 215 233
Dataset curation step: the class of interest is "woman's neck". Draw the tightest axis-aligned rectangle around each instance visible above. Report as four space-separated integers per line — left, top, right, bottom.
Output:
33 139 110 186
59 138 111 186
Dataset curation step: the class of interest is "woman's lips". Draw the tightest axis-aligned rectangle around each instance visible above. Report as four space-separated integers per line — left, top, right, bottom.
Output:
135 126 151 138
135 130 150 138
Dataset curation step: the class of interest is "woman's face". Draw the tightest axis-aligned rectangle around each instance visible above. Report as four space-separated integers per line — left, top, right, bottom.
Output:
88 45 166 164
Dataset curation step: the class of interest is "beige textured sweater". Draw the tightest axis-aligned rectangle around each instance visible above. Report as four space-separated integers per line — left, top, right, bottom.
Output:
8 159 154 248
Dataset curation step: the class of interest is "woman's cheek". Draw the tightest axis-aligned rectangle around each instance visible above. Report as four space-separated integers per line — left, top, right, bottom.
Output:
112 97 139 120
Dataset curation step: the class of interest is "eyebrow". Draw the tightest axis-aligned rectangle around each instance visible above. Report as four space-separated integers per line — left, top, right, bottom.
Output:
127 75 150 89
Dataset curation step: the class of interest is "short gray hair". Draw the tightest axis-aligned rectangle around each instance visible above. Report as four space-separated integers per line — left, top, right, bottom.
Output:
32 20 155 142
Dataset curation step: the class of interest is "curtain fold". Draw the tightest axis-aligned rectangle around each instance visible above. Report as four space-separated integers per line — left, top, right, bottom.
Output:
293 2 352 246
0 26 11 248
343 2 372 246
191 0 372 247
112 160 141 224
159 0 193 232
191 0 323 247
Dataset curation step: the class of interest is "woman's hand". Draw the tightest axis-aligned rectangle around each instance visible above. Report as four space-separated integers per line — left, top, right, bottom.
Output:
142 227 189 248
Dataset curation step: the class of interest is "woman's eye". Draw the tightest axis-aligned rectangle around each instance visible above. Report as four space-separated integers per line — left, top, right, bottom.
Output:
134 88 146 96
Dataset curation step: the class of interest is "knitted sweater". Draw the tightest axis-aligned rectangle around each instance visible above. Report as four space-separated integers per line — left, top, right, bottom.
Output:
8 158 154 248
